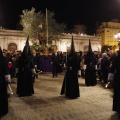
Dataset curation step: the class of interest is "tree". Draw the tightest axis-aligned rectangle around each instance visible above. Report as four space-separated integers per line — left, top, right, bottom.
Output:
20 8 66 44
20 7 44 39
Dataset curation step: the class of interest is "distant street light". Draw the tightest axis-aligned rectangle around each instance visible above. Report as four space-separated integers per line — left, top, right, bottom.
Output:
114 32 120 50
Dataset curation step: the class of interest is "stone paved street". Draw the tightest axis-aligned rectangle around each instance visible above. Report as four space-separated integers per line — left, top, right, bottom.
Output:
1 72 120 120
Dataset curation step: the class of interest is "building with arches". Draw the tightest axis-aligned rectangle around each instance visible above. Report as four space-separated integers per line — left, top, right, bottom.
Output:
0 29 26 51
0 29 101 52
53 33 101 52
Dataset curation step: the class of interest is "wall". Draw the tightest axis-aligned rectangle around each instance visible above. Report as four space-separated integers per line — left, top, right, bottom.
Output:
55 34 101 52
0 29 101 52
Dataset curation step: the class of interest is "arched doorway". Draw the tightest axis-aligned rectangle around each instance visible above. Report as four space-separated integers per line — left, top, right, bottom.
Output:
8 43 17 52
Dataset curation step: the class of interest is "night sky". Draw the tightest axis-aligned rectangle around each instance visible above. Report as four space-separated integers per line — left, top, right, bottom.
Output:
0 0 120 34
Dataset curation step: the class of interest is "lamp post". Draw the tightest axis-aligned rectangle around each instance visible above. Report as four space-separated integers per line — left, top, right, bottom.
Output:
114 32 120 51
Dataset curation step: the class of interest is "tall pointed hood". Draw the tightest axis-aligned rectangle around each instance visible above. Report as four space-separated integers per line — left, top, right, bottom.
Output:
70 35 76 60
22 35 31 56
88 39 92 52
70 35 75 54
0 47 3 64
87 39 93 60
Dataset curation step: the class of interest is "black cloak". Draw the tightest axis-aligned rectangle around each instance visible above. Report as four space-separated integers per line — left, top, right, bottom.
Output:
61 36 80 99
84 39 97 86
0 47 9 117
16 36 34 97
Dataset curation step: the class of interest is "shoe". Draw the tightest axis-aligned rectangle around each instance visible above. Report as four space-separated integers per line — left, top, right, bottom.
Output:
52 76 54 78
56 75 58 77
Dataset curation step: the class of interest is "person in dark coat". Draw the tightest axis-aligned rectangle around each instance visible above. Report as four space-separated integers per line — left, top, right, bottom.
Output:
57 51 63 73
16 36 35 97
51 49 60 78
61 36 80 99
32 49 42 82
77 51 82 77
84 40 97 87
0 47 10 117
101 53 109 84
110 51 120 117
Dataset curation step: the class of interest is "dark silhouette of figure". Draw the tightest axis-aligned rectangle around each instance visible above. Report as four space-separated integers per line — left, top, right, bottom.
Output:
0 47 10 117
51 49 60 77
61 36 80 99
84 40 97 86
16 36 35 97
101 53 109 84
32 49 42 82
57 51 63 73
110 51 120 117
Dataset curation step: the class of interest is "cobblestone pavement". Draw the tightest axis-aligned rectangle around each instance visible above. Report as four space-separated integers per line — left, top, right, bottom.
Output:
1 72 120 120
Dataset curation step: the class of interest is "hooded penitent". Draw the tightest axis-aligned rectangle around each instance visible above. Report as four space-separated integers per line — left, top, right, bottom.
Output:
88 39 92 52
21 35 32 64
71 35 75 53
16 35 34 97
88 39 93 56
0 47 3 65
22 35 31 56
60 35 80 99
84 39 97 86
0 47 9 117
70 35 76 60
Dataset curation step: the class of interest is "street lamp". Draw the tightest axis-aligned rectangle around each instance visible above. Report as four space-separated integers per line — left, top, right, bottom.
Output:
114 32 120 50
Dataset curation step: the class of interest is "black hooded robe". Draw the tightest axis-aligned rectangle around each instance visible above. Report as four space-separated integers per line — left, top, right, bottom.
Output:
16 36 34 97
84 40 97 86
16 55 34 97
0 56 9 117
110 54 120 114
61 53 80 99
84 53 97 86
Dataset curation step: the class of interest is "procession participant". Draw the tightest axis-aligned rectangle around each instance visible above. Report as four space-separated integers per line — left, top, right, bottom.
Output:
51 49 60 78
84 40 97 87
16 36 36 97
109 50 120 118
61 36 80 99
0 47 11 117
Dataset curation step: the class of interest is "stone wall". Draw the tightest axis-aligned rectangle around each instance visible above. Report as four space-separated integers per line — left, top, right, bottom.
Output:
0 29 101 52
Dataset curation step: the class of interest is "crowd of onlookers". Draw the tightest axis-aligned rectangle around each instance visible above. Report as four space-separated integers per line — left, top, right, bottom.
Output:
1 48 117 89
1 47 120 118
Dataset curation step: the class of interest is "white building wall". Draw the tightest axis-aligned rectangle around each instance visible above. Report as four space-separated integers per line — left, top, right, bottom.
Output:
0 29 26 51
56 34 101 52
0 29 101 53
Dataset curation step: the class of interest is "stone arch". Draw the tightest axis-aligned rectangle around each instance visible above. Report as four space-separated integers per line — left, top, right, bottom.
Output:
8 43 17 52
